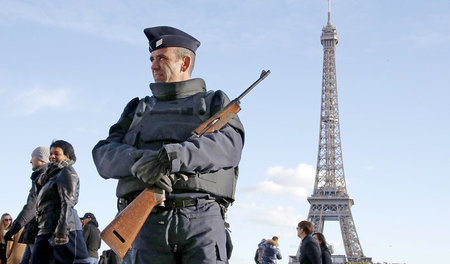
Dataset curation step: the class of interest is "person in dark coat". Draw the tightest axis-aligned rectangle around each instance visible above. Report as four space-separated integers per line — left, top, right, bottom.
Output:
259 236 282 264
92 26 244 264
297 221 321 264
30 140 89 264
81 213 101 264
4 146 50 264
313 233 332 264
254 238 266 264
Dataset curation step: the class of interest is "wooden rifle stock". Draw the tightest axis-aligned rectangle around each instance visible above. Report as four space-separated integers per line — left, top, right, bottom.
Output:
192 100 241 136
100 187 165 259
101 69 270 258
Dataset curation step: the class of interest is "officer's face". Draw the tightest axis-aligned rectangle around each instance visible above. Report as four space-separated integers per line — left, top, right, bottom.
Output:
150 47 185 83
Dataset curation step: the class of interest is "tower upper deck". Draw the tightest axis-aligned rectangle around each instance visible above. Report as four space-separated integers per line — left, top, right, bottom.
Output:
321 0 338 45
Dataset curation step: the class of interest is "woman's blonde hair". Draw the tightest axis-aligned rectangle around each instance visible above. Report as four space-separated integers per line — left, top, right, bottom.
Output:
0 213 12 243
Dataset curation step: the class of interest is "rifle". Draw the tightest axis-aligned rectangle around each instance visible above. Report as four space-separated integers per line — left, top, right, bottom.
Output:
100 70 271 259
192 70 271 136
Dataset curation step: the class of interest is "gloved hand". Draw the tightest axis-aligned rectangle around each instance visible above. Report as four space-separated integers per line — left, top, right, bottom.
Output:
3 231 13 241
130 149 159 175
53 233 69 245
3 222 21 241
131 149 173 192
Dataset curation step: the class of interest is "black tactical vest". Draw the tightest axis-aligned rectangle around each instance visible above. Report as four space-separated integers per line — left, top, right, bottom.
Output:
120 79 238 201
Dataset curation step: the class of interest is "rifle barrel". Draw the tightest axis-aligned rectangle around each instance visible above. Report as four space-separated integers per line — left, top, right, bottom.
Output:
236 70 271 101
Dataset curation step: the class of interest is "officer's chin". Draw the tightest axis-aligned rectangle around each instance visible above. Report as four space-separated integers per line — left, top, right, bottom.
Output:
153 73 167 83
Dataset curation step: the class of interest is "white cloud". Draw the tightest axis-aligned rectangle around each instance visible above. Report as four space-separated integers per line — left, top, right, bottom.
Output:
235 202 304 228
14 86 72 115
0 1 141 45
233 163 315 230
242 163 315 199
266 163 315 187
0 0 313 51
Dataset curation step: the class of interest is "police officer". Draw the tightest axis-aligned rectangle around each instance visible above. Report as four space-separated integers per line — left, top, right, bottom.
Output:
92 26 244 264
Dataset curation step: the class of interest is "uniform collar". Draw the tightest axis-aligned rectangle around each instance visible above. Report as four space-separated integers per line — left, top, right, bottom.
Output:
150 78 206 100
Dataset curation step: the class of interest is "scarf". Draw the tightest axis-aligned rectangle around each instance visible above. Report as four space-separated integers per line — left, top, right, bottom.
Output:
37 159 75 187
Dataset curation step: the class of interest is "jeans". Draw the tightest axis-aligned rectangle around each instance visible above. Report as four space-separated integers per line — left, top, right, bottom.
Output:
30 231 90 264
19 244 34 264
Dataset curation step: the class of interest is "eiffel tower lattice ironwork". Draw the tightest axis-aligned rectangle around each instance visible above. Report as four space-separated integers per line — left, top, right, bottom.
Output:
307 1 371 262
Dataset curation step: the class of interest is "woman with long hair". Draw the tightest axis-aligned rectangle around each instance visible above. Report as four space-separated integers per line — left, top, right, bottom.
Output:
313 232 332 264
1 213 13 264
31 140 89 264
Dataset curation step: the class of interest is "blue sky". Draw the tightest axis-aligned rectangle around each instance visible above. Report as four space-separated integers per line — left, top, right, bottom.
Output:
1 1 449 263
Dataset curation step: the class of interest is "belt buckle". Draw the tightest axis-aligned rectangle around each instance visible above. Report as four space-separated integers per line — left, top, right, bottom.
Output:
163 199 176 208
172 199 186 208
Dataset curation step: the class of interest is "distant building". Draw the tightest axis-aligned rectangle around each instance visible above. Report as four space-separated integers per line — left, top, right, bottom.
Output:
332 255 347 264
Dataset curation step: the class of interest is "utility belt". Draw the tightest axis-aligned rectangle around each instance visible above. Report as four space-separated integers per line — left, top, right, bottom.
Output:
117 191 217 213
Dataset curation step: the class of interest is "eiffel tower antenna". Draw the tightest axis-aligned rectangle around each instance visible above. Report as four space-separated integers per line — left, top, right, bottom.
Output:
328 0 332 24
306 0 372 262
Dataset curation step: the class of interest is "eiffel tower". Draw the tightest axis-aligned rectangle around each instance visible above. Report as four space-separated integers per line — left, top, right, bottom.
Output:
306 1 371 262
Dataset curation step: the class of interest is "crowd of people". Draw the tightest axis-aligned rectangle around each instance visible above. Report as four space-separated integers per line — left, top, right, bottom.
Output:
254 220 333 264
1 144 101 264
2 25 244 264
2 25 333 264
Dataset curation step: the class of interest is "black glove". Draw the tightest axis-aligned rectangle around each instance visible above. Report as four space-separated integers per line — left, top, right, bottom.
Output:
131 149 174 192
3 231 13 241
4 222 21 241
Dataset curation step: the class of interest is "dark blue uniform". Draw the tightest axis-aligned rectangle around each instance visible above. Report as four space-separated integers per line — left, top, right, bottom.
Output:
93 78 244 263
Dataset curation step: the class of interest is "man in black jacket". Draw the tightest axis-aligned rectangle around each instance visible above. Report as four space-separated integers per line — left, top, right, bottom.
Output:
81 212 101 264
297 220 322 264
4 146 49 264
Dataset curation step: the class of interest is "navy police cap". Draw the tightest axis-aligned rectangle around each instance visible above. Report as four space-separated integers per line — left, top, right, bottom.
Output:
144 26 201 54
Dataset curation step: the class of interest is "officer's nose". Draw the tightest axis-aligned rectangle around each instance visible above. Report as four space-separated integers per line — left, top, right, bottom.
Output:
151 60 159 71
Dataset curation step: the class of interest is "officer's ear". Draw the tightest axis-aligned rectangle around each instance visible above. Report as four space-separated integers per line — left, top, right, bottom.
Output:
181 56 191 72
